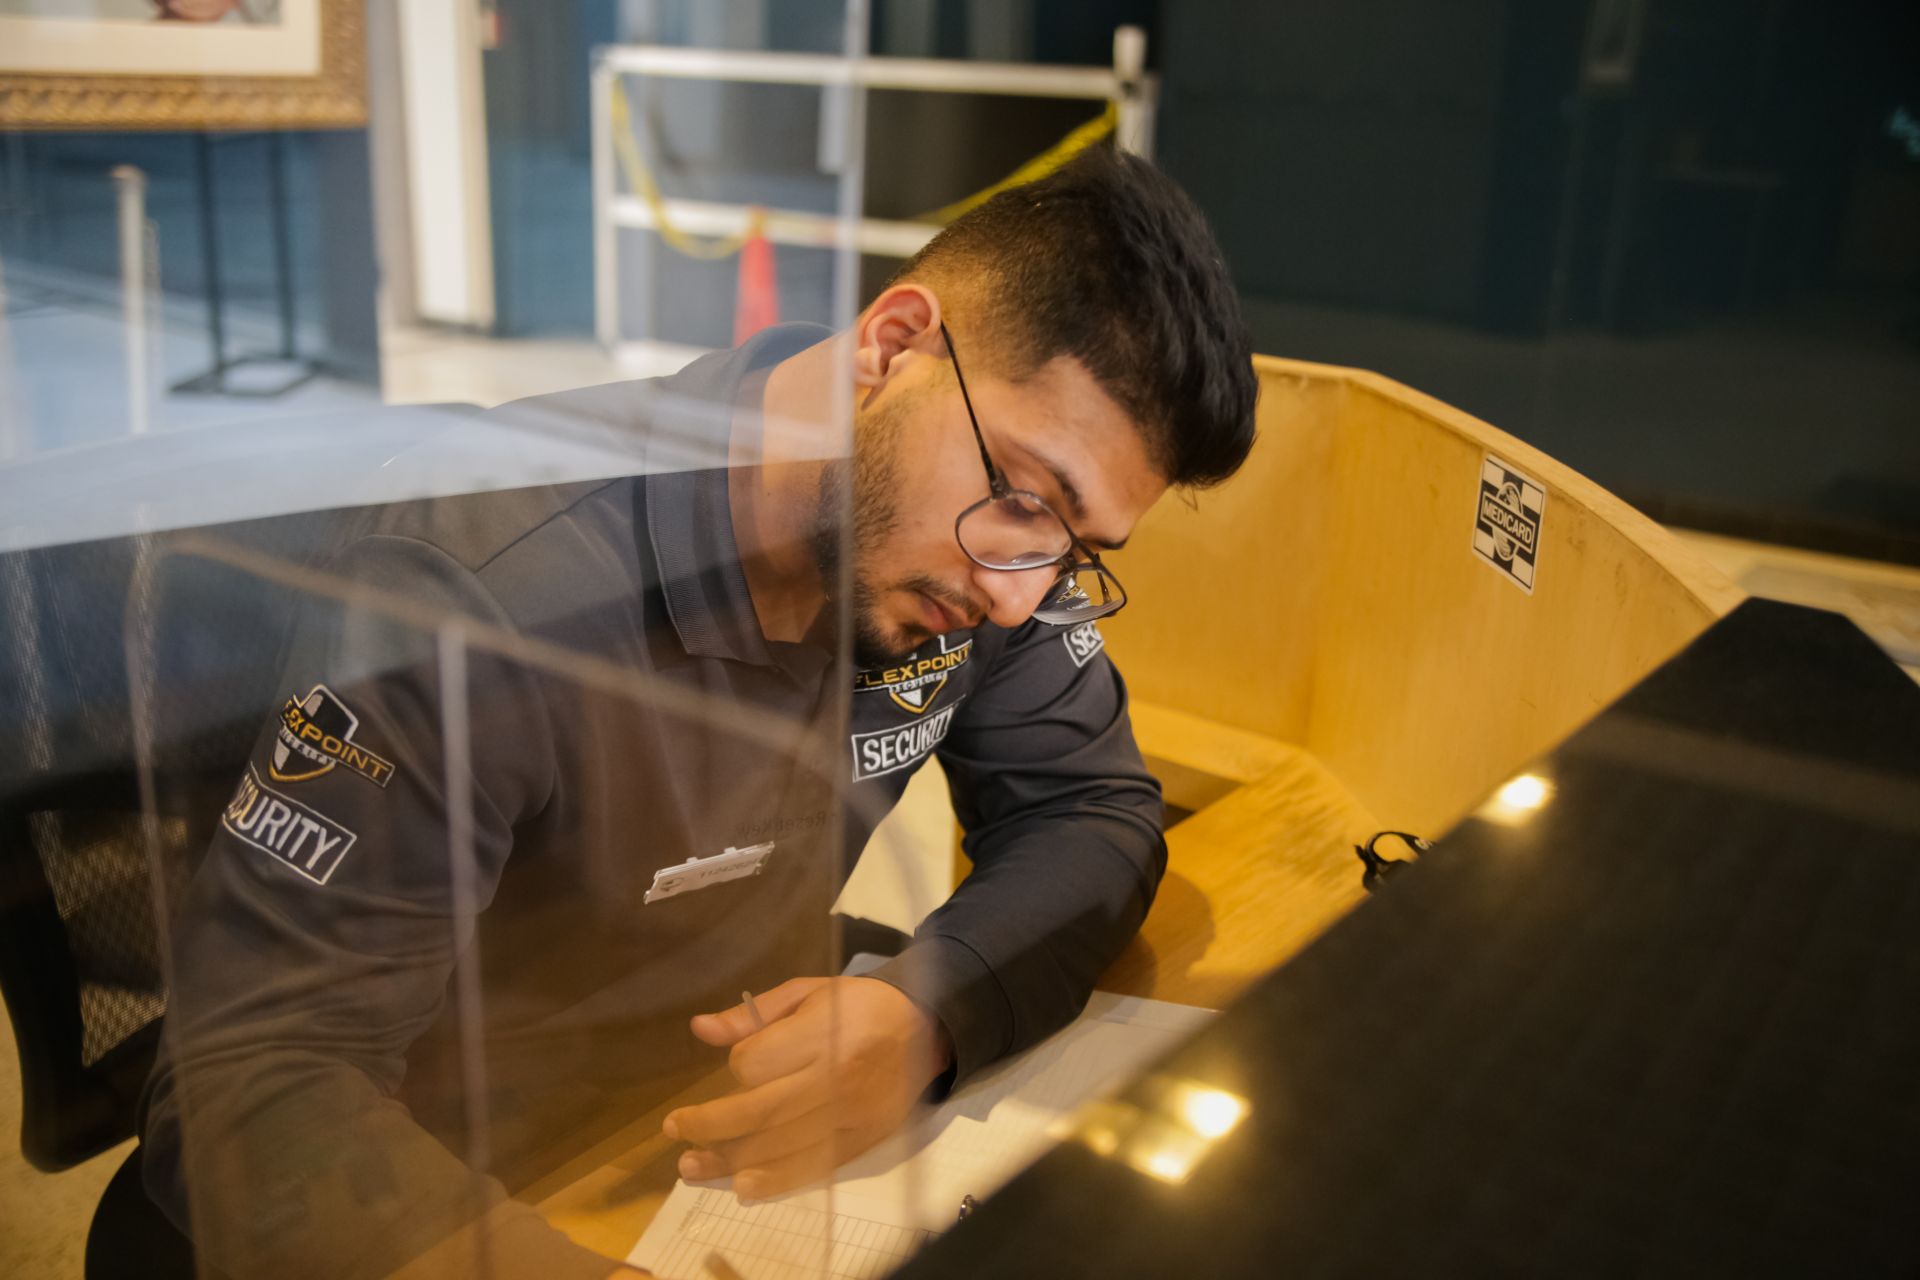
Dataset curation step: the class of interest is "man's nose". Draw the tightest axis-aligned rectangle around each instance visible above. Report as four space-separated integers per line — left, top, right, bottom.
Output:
973 563 1060 628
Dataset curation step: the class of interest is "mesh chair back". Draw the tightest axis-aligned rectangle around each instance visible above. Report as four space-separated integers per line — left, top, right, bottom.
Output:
0 511 342 1170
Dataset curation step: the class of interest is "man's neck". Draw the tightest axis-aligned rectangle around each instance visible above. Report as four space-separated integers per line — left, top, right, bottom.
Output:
728 333 849 645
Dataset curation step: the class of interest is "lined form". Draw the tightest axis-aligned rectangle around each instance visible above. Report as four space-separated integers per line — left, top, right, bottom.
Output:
628 992 1213 1279
645 1189 930 1280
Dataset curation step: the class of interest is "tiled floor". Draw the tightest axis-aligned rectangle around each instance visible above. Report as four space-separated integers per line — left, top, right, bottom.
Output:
380 324 635 409
0 272 380 461
0 1019 129 1277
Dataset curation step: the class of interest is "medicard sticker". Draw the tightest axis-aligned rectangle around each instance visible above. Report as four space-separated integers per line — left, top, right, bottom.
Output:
1471 455 1547 593
270 683 398 788
222 765 357 886
1062 621 1106 668
854 634 972 714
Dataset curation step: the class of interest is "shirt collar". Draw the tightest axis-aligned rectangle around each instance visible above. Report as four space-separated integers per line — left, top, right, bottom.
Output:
643 323 832 666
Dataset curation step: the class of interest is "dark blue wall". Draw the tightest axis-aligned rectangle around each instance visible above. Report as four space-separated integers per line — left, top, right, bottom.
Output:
0 129 380 382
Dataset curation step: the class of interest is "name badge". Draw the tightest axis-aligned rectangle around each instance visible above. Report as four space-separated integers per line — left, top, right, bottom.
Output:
644 842 775 905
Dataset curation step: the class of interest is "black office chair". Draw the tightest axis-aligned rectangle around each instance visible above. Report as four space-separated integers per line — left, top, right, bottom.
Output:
0 769 205 1280
0 518 337 1279
0 534 189 1276
0 767 172 1164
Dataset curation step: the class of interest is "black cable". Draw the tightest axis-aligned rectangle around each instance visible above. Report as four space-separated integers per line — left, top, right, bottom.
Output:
1354 830 1431 893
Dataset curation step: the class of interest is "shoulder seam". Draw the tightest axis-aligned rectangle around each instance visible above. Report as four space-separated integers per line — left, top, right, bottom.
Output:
346 532 517 621
470 478 628 575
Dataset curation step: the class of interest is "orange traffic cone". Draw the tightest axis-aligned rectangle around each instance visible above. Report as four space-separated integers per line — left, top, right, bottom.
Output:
734 209 780 344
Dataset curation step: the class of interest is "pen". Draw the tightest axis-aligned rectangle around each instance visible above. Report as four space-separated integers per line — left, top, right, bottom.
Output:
957 1194 979 1222
741 989 766 1032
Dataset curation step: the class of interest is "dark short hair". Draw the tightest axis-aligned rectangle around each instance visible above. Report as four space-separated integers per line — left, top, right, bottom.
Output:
893 145 1257 488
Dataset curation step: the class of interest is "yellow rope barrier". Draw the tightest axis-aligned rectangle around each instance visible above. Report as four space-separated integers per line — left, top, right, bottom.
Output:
610 85 760 260
911 103 1116 225
609 85 1118 259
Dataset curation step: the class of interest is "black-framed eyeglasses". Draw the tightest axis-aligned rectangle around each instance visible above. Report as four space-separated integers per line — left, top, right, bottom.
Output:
943 326 1128 626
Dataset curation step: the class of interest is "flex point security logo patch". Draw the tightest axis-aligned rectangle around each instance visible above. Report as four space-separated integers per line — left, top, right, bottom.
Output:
1471 455 1546 593
222 765 357 885
852 705 958 781
270 684 397 788
1063 622 1106 668
854 635 972 714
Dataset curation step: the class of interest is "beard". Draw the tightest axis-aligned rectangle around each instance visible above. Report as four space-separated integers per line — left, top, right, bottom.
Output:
809 387 943 668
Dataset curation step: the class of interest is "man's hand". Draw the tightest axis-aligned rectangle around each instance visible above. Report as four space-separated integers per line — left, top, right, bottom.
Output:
664 977 953 1198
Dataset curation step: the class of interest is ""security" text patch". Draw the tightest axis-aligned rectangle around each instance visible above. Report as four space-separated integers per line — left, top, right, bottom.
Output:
851 704 959 781
222 764 358 885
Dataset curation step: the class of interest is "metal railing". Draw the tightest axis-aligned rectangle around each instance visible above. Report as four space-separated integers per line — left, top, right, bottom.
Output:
590 26 1157 359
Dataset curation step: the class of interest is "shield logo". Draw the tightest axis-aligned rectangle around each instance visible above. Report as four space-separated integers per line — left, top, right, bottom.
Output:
1489 481 1526 561
888 675 947 715
271 685 365 784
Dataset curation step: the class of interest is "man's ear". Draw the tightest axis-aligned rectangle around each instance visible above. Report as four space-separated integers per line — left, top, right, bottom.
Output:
852 284 943 391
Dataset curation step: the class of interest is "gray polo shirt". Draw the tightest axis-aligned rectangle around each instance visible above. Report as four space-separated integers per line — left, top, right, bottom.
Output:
141 325 1165 1278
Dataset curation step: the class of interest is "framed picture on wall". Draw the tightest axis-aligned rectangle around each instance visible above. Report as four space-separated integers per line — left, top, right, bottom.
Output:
0 0 364 129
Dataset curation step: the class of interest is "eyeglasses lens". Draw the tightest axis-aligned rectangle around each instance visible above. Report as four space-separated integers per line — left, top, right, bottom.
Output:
958 493 1074 570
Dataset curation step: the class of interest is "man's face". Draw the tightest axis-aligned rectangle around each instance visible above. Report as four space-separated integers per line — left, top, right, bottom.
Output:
815 350 1166 667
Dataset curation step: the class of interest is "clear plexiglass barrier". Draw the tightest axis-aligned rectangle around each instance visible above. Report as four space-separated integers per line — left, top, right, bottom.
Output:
131 453 857 1277
0 5 1190 1275
10 358 1188 1279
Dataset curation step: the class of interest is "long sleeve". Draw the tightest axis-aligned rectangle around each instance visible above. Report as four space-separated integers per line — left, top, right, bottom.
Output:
873 620 1165 1088
139 535 610 1280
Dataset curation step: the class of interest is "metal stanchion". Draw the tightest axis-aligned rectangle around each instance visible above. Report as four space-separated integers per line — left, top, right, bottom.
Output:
590 57 617 352
0 249 20 462
1113 25 1154 159
112 164 153 437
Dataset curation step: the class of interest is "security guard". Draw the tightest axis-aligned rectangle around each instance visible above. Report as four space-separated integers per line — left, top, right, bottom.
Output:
140 147 1257 1278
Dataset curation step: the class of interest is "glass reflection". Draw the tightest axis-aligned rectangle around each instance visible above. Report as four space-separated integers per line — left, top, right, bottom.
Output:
1476 771 1558 827
1060 1076 1250 1188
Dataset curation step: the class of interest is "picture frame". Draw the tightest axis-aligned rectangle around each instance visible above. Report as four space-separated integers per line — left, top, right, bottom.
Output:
0 0 364 130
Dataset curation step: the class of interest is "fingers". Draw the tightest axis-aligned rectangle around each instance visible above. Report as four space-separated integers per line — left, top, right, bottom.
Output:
727 1123 891 1200
688 1003 755 1048
665 1069 822 1147
689 977 829 1047
676 1105 834 1185
667 976 927 1203
725 1009 830 1088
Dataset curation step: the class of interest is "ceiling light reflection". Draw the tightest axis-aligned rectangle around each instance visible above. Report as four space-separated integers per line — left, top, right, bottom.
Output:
1476 772 1556 827
1060 1079 1250 1187
1499 774 1550 809
1140 1143 1200 1184
1176 1085 1247 1140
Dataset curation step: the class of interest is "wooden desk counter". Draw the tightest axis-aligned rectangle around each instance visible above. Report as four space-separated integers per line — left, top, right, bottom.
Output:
1106 734 1384 1010
531 707 1382 1265
525 1072 730 1262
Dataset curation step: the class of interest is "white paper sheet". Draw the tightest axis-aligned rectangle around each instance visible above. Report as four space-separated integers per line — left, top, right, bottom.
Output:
627 991 1212 1279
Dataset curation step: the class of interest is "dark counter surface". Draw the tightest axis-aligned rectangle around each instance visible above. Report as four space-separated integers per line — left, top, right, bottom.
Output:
896 599 1920 1277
